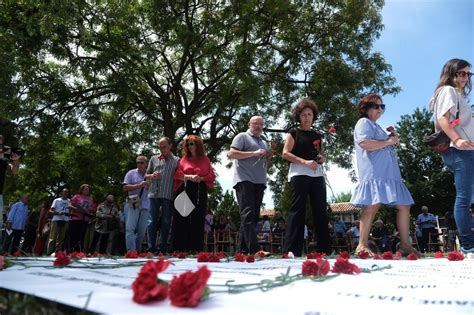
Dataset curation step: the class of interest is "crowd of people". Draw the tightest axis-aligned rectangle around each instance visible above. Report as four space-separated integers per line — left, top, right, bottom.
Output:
0 58 473 257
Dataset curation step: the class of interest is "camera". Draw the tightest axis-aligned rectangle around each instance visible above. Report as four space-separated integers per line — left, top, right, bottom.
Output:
1 145 25 159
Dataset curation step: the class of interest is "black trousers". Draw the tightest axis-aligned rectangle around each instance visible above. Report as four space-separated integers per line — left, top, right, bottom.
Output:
283 175 331 256
68 220 87 252
171 181 207 252
89 231 110 254
235 181 265 254
5 229 24 254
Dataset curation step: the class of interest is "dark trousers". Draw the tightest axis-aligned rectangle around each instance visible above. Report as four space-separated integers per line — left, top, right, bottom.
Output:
68 220 87 252
171 182 207 252
4 229 24 254
283 176 331 256
421 227 438 252
235 181 265 254
89 231 110 254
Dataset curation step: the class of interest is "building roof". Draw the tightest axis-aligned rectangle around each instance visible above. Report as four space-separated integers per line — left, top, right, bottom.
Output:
330 202 362 214
260 208 276 218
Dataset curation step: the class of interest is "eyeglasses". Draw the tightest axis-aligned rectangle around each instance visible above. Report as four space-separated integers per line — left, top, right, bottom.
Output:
455 71 473 78
186 142 195 147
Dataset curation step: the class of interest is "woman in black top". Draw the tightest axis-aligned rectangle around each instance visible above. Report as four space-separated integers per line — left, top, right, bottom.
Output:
281 98 331 256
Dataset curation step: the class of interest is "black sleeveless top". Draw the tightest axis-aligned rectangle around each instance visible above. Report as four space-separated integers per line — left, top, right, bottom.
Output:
289 128 323 160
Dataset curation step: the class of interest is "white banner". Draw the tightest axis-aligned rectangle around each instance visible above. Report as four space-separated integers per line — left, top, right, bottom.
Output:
1 257 473 314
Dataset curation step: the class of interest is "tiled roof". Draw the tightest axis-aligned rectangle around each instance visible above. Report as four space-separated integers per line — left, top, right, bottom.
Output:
330 202 362 214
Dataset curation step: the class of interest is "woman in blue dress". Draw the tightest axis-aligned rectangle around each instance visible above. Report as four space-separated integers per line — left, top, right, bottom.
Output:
350 94 417 256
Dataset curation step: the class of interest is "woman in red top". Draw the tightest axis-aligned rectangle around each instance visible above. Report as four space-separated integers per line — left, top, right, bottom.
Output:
172 135 215 252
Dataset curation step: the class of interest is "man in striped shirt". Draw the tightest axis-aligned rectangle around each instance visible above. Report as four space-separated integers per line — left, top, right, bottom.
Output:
145 137 179 254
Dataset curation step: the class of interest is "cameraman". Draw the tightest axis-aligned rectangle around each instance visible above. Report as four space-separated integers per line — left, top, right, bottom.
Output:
0 135 21 248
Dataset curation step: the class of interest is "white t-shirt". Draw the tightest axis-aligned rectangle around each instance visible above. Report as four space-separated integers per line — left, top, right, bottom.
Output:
51 197 70 221
430 86 474 150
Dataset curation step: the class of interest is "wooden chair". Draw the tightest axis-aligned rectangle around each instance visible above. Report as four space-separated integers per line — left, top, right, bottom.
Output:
427 231 444 252
256 231 271 252
214 230 232 253
270 231 285 253
332 234 351 254
204 232 215 252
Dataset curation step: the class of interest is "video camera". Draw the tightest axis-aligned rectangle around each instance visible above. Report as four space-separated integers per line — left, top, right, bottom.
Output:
1 145 25 159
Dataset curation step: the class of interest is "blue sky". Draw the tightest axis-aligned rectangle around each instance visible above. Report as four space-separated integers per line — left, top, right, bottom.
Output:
215 0 474 208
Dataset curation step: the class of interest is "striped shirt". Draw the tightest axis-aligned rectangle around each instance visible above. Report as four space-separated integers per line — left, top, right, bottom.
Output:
147 154 179 200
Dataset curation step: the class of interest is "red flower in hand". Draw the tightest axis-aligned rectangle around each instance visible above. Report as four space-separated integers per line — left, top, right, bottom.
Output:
328 127 336 134
312 139 321 149
125 250 138 258
132 258 171 304
357 251 370 259
338 251 350 259
54 251 71 267
169 266 211 307
234 253 246 262
331 257 361 275
434 251 444 258
406 253 418 260
302 258 330 277
447 251 464 261
450 118 461 127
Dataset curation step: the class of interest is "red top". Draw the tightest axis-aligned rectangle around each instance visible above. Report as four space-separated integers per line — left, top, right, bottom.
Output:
174 155 215 191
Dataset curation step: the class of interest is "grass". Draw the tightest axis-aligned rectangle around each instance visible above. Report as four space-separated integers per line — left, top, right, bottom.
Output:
0 289 96 315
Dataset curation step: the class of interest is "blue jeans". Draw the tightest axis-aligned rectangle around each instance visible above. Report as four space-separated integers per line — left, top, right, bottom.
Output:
443 148 474 249
147 198 173 253
124 203 149 252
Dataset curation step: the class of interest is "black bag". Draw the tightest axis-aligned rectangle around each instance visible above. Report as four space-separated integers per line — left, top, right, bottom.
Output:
423 130 450 153
424 91 459 153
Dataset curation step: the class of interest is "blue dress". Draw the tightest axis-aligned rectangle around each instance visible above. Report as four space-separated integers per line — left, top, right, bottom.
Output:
350 118 414 207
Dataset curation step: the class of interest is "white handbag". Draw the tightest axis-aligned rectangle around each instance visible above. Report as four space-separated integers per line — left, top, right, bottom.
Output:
174 181 195 217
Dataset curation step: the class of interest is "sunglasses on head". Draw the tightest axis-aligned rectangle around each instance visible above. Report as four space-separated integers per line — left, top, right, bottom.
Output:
456 71 473 78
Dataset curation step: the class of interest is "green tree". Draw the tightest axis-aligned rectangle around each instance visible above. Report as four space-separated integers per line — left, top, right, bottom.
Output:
395 107 455 216
216 189 240 227
329 191 352 204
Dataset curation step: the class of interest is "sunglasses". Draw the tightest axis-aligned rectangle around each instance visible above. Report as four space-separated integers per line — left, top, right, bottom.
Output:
367 103 386 110
456 71 473 78
186 142 195 147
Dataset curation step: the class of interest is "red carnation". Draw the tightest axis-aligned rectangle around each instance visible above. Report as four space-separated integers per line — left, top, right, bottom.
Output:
246 254 255 263
382 251 394 260
234 253 246 262
373 254 382 260
13 250 21 257
125 250 138 258
312 139 321 148
215 252 225 259
434 251 444 258
447 251 464 261
281 253 289 259
169 266 211 307
172 251 188 259
302 258 330 277
53 250 71 267
338 251 350 259
331 257 361 275
406 253 418 260
138 252 153 258
306 251 324 259
70 251 86 259
357 250 370 259
197 252 209 262
132 258 171 304
328 127 336 134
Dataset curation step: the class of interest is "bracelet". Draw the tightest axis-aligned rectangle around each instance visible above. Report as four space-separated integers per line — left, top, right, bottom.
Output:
452 137 461 144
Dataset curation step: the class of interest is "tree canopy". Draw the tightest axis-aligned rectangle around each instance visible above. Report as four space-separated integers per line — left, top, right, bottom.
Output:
1 0 399 206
